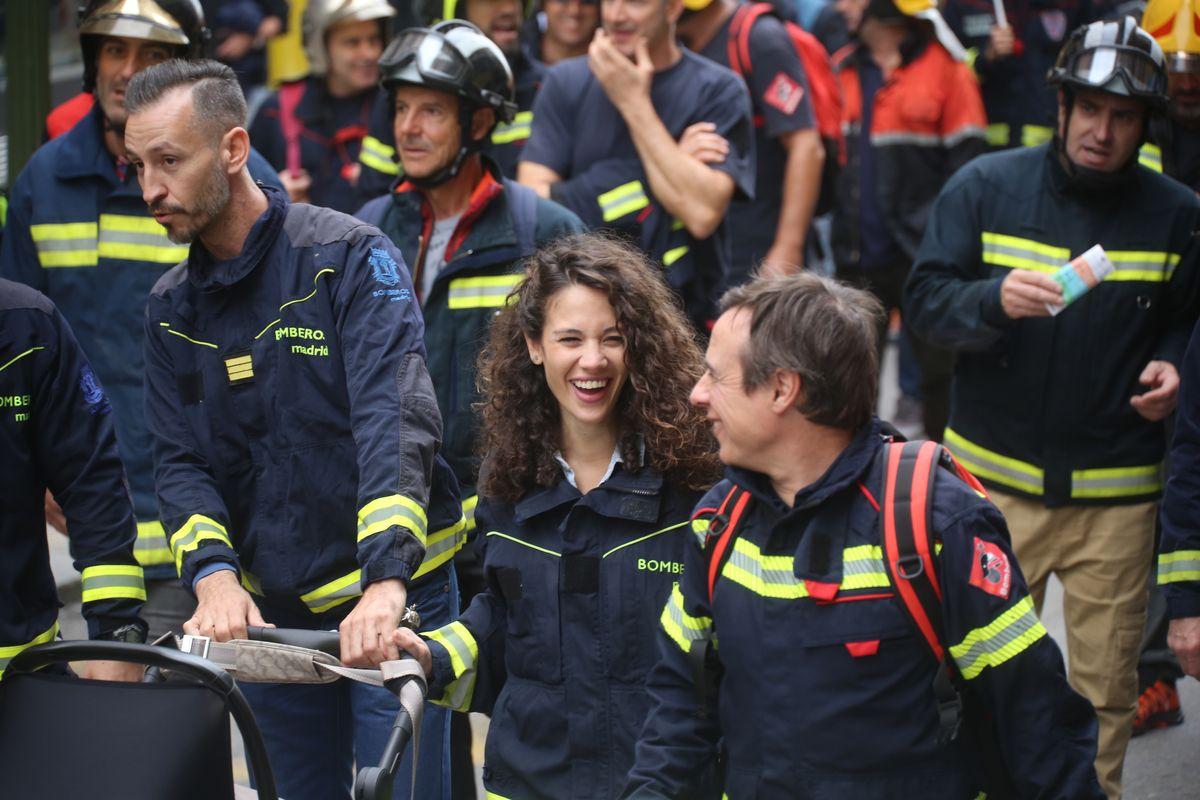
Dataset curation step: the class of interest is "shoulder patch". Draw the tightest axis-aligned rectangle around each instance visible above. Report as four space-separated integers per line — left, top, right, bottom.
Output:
79 365 110 415
764 71 804 116
369 247 403 287
969 536 1011 600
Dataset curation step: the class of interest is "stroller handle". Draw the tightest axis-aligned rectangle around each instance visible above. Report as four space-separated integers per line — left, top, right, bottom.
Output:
246 626 341 657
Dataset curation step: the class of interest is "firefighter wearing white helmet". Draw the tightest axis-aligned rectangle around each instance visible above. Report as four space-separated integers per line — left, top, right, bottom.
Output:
249 0 396 212
907 16 1200 799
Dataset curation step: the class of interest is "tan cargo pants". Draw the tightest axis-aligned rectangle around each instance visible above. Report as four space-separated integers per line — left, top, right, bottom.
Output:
990 493 1156 800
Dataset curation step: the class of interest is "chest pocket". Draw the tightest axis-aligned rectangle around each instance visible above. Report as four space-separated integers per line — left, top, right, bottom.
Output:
601 520 690 682
486 532 563 683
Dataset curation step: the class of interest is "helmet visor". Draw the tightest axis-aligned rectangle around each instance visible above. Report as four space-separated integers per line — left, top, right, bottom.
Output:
381 29 468 86
1069 45 1166 97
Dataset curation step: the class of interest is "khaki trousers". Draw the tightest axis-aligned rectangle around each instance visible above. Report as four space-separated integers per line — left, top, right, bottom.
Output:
991 493 1156 800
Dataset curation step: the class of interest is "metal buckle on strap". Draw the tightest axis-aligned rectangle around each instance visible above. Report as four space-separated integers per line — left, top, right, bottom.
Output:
897 554 925 580
178 634 211 660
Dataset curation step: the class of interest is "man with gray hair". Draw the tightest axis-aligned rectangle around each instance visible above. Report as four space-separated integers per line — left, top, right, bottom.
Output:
124 58 462 800
623 272 1102 799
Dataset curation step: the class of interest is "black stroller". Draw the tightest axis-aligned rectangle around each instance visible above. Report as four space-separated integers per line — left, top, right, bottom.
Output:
0 625 427 800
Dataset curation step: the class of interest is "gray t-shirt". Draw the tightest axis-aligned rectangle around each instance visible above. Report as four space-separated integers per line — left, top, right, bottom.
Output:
421 213 463 302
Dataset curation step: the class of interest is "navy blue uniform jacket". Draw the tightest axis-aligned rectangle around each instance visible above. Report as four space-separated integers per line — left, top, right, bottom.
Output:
624 422 1103 799
143 187 462 628
421 463 708 800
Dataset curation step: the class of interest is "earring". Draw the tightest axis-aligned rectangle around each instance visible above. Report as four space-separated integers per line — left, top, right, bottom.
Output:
531 355 542 365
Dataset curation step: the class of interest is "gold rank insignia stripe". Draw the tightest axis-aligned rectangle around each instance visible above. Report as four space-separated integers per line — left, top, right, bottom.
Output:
224 353 254 384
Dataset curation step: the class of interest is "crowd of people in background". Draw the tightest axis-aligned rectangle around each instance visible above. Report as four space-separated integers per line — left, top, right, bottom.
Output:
1 0 1199 799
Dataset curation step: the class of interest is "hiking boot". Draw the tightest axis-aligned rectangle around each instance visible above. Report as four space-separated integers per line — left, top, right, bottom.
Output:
1132 679 1184 737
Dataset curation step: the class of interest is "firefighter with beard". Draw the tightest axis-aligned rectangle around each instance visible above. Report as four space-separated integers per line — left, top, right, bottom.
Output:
0 0 281 641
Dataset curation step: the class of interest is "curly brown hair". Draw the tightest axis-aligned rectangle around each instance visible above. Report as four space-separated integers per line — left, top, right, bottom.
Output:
477 232 720 502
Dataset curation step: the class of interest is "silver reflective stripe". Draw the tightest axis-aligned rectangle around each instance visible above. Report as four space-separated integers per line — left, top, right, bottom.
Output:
34 236 97 251
357 502 426 540
1070 464 1163 498
981 240 1064 271
869 131 942 147
944 125 988 147
950 596 1047 680
302 581 362 613
1157 550 1200 585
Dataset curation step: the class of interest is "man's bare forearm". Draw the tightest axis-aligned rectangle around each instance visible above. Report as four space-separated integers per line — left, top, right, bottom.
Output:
769 129 824 268
620 97 735 239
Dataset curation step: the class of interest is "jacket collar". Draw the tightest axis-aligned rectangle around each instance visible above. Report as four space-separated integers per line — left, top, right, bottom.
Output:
725 418 884 514
294 76 373 127
186 186 288 291
55 106 123 185
514 463 666 524
390 157 519 272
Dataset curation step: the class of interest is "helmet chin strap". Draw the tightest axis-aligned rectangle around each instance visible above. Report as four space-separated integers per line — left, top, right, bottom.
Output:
406 105 487 189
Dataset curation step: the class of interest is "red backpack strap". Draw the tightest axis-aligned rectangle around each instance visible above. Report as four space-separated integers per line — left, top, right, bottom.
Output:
277 81 307 176
702 485 753 605
881 440 945 660
727 2 773 77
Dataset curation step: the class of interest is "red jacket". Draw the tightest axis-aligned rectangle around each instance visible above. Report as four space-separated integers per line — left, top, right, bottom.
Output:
831 34 986 268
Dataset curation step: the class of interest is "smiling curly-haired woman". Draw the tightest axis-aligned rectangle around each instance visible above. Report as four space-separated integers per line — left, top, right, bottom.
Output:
396 232 721 800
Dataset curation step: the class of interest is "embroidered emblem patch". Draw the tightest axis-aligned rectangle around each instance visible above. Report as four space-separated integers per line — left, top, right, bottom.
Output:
369 247 402 287
969 537 1012 599
764 72 804 116
79 365 110 415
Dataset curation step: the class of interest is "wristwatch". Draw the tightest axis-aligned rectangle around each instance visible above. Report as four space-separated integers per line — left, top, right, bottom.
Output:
102 623 148 644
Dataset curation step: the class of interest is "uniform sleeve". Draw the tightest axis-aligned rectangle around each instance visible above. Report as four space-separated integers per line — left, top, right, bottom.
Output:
422 497 509 714
1159 320 1200 619
357 91 401 201
938 500 1105 799
143 302 240 590
333 233 443 586
693 72 757 200
520 65 576 177
1152 201 1200 369
904 165 1011 352
623 505 722 799
32 306 145 638
0 167 48 292
746 17 817 140
548 157 650 229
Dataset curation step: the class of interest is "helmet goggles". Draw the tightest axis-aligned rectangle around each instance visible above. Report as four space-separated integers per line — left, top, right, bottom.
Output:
1063 43 1168 98
381 28 469 87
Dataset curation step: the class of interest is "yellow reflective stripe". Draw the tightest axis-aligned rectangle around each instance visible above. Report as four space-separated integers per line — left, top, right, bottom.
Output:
169 515 234 574
0 194 7 227
484 531 562 557
1106 250 1180 283
97 242 187 263
241 569 264 596
360 135 400 175
943 427 1044 495
691 517 710 546
721 537 894 599
1071 463 1164 498
160 323 219 349
1157 550 1200 584
424 620 479 711
133 521 173 566
80 564 147 603
462 494 479 534
0 346 45 373
446 274 523 310
300 569 363 614
950 596 1046 680
728 538 805 599
1020 125 1053 148
840 544 890 591
980 232 1069 275
660 583 711 653
1139 143 1163 172
225 354 254 382
357 494 428 546
97 213 187 263
965 47 980 77
412 515 468 580
30 221 97 240
985 122 1009 147
603 520 689 559
0 621 60 679
491 111 533 145
598 180 649 222
663 246 689 267
35 249 99 267
485 793 512 800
